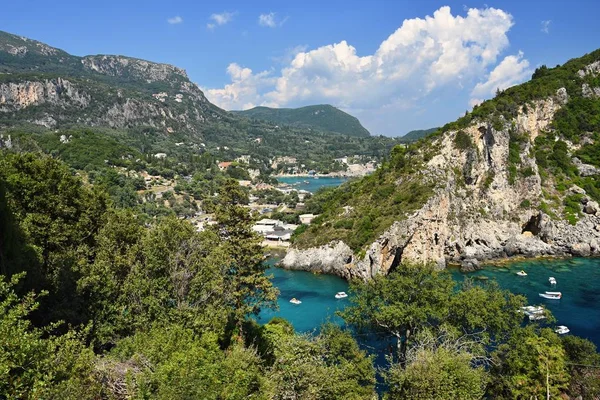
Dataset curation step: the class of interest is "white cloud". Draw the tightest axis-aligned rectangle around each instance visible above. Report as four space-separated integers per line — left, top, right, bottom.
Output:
207 12 235 29
470 51 532 102
205 6 526 134
541 20 551 34
259 12 287 28
167 16 183 25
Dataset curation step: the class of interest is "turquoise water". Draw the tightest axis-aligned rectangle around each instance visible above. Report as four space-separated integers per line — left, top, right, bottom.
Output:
260 258 600 348
451 258 600 346
257 264 349 332
276 176 349 194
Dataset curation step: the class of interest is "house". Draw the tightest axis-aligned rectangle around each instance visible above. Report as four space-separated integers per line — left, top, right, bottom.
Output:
265 230 293 241
154 153 167 159
218 161 233 171
238 180 252 187
299 214 317 224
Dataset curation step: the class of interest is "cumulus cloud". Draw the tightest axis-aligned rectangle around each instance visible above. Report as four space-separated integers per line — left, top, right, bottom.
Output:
541 20 551 34
205 6 526 134
207 12 235 30
259 12 287 28
167 16 183 25
470 51 532 102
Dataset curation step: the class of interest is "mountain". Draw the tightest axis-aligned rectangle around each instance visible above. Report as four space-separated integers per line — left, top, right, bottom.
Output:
283 48 600 280
234 105 371 137
0 30 397 170
400 127 438 142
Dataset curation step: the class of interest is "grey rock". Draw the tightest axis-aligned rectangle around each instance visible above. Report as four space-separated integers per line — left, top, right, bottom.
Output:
571 242 591 257
460 258 481 272
556 87 569 105
584 201 599 215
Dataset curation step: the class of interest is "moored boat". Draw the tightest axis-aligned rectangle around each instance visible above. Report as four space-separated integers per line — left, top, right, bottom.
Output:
555 325 570 335
335 292 348 299
539 291 562 300
290 298 302 305
549 277 557 285
516 270 528 276
519 305 546 320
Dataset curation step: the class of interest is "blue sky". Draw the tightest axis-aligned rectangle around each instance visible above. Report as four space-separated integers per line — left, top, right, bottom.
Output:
2 0 600 136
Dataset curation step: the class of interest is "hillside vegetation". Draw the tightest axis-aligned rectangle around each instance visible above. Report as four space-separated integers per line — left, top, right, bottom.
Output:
234 104 371 137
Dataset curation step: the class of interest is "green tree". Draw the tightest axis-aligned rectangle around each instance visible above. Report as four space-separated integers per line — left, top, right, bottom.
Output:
490 327 569 399
341 263 453 364
385 345 487 400
213 179 278 335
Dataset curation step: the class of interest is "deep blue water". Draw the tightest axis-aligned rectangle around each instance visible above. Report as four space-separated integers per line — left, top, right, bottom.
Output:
276 176 349 194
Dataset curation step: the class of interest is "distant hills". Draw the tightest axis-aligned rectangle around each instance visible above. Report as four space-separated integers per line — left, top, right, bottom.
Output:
234 105 371 137
400 127 439 142
0 30 398 171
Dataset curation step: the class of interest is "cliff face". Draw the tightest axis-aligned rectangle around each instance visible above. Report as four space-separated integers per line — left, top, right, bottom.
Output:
0 30 226 133
283 55 600 279
81 55 189 82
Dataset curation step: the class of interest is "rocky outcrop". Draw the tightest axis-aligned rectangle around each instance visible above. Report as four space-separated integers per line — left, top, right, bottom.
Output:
82 55 188 82
283 86 600 279
0 79 90 111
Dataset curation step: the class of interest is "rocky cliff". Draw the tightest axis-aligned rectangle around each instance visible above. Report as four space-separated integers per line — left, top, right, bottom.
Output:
283 50 600 279
0 30 228 133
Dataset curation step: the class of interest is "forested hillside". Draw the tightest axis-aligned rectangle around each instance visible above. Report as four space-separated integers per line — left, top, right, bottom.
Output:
234 104 371 137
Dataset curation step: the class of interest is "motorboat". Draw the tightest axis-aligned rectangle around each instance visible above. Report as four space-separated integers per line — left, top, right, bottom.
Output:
555 325 570 335
289 298 302 305
539 291 562 300
516 270 528 276
549 277 557 285
519 306 546 321
335 292 348 299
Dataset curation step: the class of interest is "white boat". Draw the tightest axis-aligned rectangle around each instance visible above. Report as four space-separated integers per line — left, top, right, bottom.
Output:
289 298 302 305
549 277 557 285
539 291 562 300
516 270 528 276
555 325 570 335
335 292 348 299
519 306 546 320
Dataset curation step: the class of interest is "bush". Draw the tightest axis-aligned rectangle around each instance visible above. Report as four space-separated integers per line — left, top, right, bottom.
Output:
453 131 472 150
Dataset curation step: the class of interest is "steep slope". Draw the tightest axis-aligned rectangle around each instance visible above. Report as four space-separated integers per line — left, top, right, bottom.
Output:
284 48 600 280
234 105 371 137
400 127 438 142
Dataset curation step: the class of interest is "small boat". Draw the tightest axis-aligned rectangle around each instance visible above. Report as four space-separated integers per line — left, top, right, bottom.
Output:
335 292 348 299
539 291 562 300
549 277 557 285
519 306 546 320
289 298 302 305
555 325 570 335
516 270 528 276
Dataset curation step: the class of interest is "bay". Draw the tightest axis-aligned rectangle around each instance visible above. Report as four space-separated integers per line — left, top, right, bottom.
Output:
276 176 349 194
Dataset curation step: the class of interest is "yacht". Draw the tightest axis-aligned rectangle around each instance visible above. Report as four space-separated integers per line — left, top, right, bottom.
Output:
289 298 302 305
335 292 348 299
539 291 562 300
516 270 528 276
555 325 570 335
549 277 557 285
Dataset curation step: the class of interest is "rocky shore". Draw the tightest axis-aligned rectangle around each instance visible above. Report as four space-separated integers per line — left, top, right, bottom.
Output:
282 85 600 280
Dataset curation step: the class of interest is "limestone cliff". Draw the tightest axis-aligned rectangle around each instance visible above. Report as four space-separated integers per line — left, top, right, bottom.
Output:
284 52 600 279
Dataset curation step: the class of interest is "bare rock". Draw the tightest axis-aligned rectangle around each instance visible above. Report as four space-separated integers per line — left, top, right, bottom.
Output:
571 242 591 257
584 201 599 215
460 258 481 272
